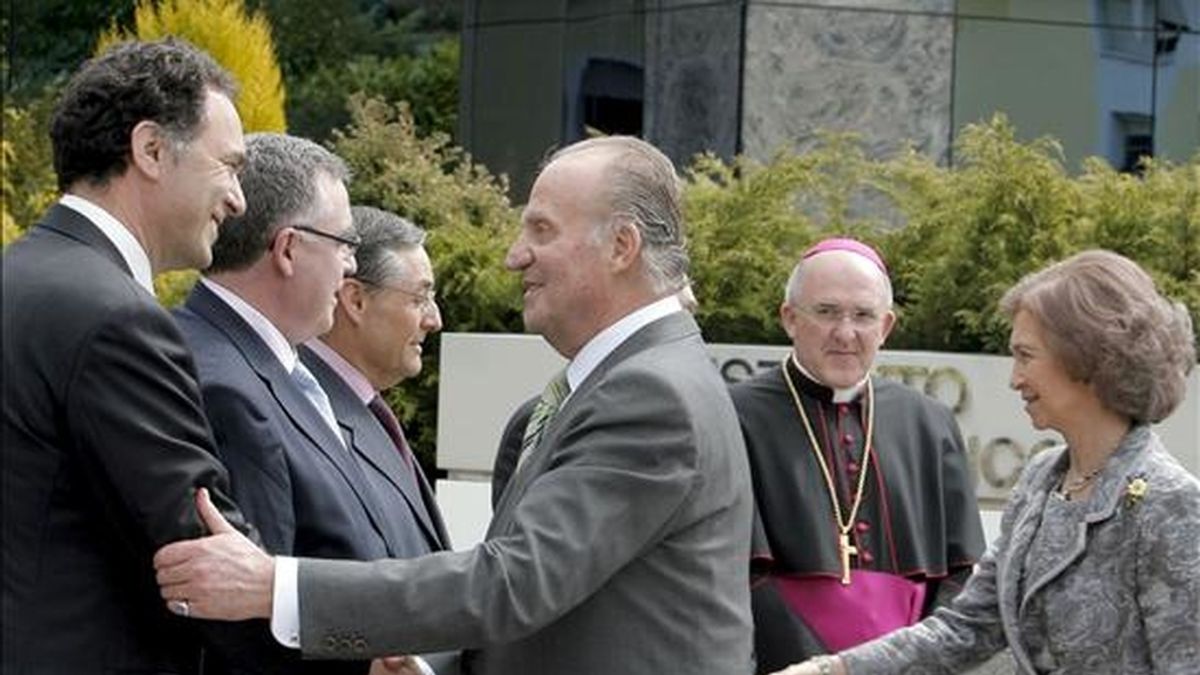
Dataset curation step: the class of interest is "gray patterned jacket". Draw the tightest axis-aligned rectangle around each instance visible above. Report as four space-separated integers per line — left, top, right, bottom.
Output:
841 426 1200 674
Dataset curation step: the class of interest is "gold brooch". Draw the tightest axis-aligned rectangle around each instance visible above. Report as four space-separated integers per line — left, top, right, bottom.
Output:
1124 476 1148 508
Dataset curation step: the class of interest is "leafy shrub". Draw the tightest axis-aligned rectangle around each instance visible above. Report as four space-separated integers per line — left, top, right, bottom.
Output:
1 97 58 245
680 115 1198 355
288 39 459 143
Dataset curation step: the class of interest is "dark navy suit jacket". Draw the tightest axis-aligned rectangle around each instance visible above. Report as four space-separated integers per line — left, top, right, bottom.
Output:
299 345 450 557
174 282 401 674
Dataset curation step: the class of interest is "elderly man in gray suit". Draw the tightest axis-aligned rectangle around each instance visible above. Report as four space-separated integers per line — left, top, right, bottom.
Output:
153 135 755 675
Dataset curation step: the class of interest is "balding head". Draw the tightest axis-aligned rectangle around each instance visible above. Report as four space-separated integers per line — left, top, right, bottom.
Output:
780 247 896 389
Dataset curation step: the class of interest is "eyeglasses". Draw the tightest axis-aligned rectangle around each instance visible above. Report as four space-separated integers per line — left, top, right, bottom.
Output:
360 279 439 316
797 303 884 329
292 224 362 252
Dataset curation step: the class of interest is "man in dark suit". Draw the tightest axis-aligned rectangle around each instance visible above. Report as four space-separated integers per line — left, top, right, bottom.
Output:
301 205 450 560
172 133 426 674
2 39 257 674
156 136 756 675
298 206 456 674
490 398 536 508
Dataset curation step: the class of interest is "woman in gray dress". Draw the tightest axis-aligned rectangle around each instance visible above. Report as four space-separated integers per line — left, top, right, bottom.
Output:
771 249 1199 675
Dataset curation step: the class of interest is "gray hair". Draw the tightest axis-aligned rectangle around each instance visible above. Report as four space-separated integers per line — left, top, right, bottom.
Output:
1000 249 1195 424
546 136 689 294
349 205 427 287
784 255 894 308
208 132 351 272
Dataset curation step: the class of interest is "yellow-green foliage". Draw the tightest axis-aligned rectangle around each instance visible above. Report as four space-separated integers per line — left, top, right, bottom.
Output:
96 0 286 134
2 101 58 246
681 115 1198 354
684 132 892 343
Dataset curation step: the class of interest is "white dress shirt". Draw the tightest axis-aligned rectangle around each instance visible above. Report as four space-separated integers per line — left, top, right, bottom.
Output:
199 278 296 371
60 194 155 294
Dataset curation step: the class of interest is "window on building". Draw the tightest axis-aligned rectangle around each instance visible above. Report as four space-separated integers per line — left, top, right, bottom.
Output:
1116 113 1154 172
1098 0 1190 61
579 58 644 136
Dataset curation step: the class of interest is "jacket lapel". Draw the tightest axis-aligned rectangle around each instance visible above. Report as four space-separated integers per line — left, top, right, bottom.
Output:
1002 427 1154 671
1016 428 1154 613
995 447 1061 674
40 204 134 278
300 347 446 550
489 311 700 529
184 284 390 542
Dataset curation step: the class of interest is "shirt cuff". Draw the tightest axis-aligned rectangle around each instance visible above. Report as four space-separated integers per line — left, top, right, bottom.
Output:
270 556 301 649
414 656 436 675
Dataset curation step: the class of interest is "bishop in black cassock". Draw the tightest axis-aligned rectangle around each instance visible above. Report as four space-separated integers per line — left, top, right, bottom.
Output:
733 238 985 674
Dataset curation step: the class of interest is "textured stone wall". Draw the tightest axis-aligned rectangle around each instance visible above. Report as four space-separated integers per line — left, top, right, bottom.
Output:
741 0 955 163
643 0 742 164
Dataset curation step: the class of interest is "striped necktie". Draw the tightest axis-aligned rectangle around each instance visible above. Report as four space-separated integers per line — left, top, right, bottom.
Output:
516 369 570 472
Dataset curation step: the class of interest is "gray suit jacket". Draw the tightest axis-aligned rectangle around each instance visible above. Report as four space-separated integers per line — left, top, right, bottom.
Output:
295 311 755 674
842 425 1200 674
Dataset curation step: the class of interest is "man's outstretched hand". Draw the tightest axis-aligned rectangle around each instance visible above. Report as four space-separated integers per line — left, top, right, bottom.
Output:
155 487 275 621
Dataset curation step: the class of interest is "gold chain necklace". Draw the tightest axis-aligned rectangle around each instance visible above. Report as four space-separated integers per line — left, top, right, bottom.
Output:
781 354 875 586
1059 465 1104 497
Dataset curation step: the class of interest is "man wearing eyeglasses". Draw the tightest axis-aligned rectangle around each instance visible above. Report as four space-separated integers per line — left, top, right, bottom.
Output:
172 132 403 674
729 238 986 674
298 205 454 672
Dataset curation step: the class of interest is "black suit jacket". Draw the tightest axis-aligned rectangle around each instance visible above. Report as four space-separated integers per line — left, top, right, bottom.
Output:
490 397 536 508
2 205 255 674
174 282 420 674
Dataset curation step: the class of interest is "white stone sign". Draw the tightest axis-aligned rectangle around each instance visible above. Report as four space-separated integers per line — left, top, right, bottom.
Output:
435 332 1198 548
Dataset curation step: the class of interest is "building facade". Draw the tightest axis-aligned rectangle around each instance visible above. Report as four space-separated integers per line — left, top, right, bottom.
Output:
460 0 1198 199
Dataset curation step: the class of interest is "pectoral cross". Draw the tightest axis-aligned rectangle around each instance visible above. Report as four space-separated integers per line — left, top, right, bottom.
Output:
838 533 858 585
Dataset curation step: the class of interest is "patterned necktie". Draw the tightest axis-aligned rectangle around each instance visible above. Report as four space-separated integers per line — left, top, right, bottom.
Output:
368 394 415 471
517 369 570 471
291 361 344 446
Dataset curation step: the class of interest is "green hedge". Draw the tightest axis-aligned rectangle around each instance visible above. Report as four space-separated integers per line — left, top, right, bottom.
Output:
687 116 1198 354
